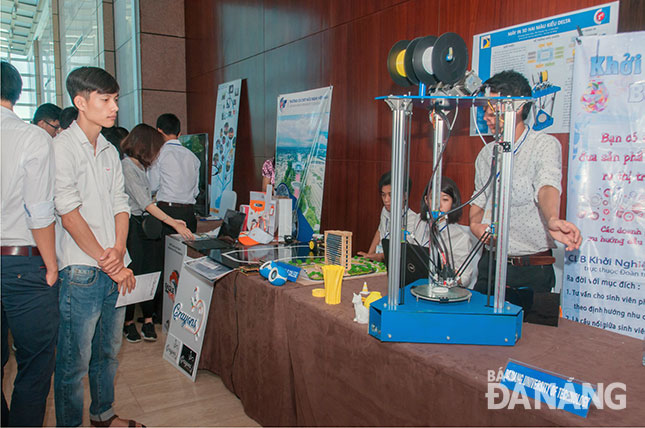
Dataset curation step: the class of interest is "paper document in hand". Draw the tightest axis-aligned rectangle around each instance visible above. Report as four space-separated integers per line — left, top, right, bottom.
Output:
115 271 161 308
184 256 232 281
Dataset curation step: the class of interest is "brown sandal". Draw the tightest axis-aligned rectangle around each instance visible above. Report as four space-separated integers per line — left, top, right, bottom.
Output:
90 415 146 427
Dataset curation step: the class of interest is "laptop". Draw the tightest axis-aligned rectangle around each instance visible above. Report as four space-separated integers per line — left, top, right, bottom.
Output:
184 209 245 253
381 239 430 287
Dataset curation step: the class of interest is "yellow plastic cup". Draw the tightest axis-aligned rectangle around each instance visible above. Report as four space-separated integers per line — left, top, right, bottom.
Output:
322 265 345 305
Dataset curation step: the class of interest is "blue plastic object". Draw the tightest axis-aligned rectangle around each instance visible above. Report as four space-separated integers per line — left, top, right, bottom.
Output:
259 261 272 278
368 280 523 346
268 266 287 286
533 108 554 131
259 261 289 286
274 261 300 282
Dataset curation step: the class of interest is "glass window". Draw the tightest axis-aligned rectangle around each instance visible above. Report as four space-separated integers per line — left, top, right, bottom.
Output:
1 51 38 121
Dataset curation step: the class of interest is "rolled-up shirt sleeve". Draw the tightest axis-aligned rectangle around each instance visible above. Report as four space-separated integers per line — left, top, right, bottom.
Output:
533 134 562 201
110 154 131 216
23 136 55 229
53 139 82 216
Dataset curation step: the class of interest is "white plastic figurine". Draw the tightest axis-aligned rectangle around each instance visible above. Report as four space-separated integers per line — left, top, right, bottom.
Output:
353 293 369 324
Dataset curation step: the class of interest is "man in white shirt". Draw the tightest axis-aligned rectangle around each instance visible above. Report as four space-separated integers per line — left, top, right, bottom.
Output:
32 102 62 137
148 113 200 232
53 66 141 427
358 171 417 262
1 61 59 428
469 70 581 294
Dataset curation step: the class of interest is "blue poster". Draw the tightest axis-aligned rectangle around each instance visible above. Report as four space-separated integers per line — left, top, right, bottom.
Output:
563 31 645 339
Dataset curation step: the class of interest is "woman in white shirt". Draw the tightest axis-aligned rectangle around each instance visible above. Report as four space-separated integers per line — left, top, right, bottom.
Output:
412 177 477 287
120 124 194 343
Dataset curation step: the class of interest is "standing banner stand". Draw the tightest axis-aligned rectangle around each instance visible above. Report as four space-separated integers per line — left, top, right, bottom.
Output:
162 235 233 381
274 86 333 242
210 79 242 216
563 31 645 339
162 265 214 381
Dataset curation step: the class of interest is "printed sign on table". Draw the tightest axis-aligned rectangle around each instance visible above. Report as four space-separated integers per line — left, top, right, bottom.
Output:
500 360 596 417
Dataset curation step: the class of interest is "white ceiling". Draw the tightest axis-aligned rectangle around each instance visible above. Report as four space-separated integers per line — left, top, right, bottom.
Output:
1 0 45 55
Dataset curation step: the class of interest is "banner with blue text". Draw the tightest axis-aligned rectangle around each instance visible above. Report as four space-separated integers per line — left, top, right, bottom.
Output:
563 31 645 339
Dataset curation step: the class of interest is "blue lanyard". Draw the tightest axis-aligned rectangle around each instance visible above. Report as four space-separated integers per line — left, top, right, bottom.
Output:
494 128 530 179
513 128 530 154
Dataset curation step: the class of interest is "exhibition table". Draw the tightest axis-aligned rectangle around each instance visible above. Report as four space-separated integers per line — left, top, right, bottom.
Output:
199 272 645 426
198 271 314 426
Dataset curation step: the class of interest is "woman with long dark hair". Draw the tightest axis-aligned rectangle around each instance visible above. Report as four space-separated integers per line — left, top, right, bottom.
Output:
120 123 194 342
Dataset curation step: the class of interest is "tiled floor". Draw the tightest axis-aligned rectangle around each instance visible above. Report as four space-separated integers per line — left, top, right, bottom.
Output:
2 326 260 427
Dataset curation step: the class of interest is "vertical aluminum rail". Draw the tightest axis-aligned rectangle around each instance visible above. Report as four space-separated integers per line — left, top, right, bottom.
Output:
493 100 516 312
430 112 444 214
429 111 444 289
384 97 413 309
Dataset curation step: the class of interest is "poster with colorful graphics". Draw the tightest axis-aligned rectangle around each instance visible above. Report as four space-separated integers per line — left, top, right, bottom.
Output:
210 79 242 216
471 2 618 135
274 86 333 242
163 264 213 381
563 31 645 339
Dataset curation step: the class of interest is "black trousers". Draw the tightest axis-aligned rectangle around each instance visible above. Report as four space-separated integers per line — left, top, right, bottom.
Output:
158 204 197 234
155 204 197 317
1 254 59 426
125 216 163 321
473 249 555 294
